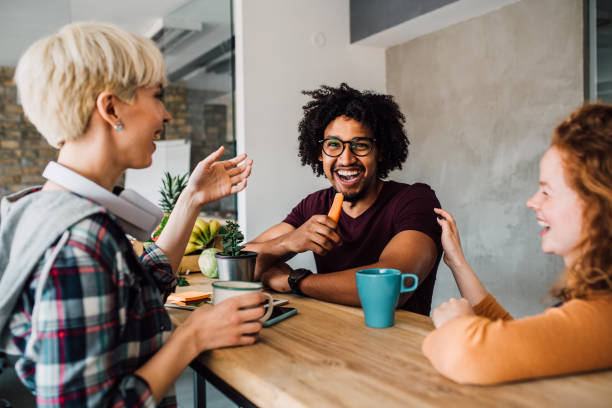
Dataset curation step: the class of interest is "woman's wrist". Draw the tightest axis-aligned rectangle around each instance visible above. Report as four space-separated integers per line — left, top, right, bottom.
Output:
447 256 470 275
178 186 205 212
172 319 201 361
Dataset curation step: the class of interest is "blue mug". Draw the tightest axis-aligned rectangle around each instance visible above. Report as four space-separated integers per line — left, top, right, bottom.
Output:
356 268 418 328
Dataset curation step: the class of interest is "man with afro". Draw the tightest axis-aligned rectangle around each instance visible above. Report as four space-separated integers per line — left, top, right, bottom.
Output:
245 83 442 315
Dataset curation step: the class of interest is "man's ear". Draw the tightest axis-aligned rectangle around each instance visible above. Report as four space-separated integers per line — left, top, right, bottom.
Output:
95 91 119 128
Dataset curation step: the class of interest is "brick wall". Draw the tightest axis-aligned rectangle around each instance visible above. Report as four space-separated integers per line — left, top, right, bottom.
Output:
172 85 236 217
0 66 236 217
0 66 57 195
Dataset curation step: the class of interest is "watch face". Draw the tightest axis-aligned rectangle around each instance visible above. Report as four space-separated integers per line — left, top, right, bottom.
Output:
289 269 311 294
291 269 310 281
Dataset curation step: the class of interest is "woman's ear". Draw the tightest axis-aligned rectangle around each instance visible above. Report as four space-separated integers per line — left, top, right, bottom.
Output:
95 91 119 128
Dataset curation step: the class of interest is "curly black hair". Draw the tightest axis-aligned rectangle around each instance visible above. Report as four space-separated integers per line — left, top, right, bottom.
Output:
297 83 409 179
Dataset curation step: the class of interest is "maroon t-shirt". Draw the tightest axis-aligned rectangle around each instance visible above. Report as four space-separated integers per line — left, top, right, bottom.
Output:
283 181 442 316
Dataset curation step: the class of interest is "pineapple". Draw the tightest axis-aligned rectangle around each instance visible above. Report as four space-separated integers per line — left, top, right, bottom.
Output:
148 172 188 242
159 171 188 214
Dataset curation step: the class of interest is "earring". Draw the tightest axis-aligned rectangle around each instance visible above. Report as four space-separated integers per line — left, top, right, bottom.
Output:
114 121 124 132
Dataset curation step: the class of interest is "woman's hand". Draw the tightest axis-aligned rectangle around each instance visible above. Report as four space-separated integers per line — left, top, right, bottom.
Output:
432 297 475 328
434 208 468 271
433 208 488 306
136 292 265 403
182 292 265 352
155 146 252 271
187 146 253 207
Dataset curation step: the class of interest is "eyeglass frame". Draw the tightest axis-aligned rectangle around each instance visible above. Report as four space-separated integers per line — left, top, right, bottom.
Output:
318 137 376 157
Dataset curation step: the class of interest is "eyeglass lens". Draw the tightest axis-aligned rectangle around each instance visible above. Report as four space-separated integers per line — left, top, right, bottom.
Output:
322 138 373 157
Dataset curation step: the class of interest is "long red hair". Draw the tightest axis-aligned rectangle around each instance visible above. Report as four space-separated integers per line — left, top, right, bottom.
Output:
550 104 612 300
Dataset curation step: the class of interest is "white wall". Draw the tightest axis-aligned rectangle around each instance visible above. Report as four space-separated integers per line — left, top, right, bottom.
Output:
125 140 191 207
233 0 386 269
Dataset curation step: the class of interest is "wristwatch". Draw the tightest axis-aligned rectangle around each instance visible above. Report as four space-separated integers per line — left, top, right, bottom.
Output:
288 268 313 295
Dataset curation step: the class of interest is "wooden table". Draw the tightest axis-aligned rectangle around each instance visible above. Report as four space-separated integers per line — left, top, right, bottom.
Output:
167 274 612 408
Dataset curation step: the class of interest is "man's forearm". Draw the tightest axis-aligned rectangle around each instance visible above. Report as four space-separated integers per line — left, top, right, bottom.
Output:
245 236 295 280
299 258 430 308
298 269 361 306
245 235 292 258
290 230 438 308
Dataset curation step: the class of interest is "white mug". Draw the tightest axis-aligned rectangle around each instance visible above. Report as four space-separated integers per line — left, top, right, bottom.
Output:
212 281 274 321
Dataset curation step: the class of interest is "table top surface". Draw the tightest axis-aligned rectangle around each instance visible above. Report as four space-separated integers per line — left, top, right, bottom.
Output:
167 273 612 408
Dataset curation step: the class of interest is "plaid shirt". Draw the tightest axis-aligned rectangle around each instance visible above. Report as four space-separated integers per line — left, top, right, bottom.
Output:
8 212 178 407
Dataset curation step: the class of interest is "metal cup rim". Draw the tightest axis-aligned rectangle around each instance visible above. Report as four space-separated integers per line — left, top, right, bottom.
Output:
212 280 263 290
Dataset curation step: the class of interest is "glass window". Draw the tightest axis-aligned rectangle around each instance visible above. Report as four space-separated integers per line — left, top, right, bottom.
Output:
156 0 237 219
0 0 237 220
586 0 612 103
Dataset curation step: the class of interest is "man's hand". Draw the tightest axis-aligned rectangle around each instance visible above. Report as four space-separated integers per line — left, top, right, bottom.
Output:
261 264 292 293
282 215 342 255
432 297 475 328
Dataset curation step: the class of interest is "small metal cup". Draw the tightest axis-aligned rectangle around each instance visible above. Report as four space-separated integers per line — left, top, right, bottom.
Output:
214 251 257 281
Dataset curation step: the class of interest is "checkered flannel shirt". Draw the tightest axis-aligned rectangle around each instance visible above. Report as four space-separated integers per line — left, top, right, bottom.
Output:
8 212 178 407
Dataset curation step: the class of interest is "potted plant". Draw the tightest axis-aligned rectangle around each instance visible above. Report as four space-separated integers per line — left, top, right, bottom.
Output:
214 220 257 281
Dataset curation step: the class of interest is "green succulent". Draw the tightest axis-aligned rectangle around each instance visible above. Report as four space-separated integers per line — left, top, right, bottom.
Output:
159 171 188 214
219 220 246 256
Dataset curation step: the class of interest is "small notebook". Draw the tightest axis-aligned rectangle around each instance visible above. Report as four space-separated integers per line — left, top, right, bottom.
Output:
165 296 288 311
166 291 212 307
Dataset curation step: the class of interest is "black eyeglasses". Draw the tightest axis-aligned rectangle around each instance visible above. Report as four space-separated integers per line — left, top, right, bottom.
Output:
319 137 375 157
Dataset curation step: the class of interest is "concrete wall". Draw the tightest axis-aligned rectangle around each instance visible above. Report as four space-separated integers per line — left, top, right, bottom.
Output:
234 0 386 270
386 0 584 316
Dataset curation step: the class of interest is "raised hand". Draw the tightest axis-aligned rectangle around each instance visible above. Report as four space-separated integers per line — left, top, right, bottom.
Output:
188 146 253 207
434 208 488 306
434 208 468 271
432 297 475 328
283 214 342 255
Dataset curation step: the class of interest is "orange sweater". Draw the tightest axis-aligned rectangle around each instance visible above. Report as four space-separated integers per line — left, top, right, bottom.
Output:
422 293 612 384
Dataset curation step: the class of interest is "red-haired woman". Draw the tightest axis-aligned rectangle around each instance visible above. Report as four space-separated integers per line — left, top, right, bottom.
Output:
424 104 612 384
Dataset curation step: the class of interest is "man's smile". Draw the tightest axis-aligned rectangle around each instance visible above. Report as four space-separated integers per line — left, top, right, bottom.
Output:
334 166 364 187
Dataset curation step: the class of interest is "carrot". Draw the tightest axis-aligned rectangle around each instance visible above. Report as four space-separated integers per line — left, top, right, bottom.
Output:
327 193 344 222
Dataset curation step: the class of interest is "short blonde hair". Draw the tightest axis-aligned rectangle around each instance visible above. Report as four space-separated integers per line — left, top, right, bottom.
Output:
14 22 167 148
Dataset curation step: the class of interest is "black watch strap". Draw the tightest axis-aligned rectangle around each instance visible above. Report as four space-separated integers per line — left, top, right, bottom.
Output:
288 268 313 295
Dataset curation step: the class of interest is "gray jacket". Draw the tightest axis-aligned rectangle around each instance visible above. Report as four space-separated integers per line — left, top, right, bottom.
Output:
0 187 104 354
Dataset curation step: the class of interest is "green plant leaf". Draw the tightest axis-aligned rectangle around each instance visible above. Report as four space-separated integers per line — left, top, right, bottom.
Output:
158 171 189 213
152 214 170 239
219 220 248 256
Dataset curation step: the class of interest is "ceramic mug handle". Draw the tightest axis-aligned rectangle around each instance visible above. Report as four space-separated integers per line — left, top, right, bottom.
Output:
400 273 419 292
260 292 274 322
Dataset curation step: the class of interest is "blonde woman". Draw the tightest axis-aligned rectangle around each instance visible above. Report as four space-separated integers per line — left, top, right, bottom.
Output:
424 104 612 384
0 23 262 406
